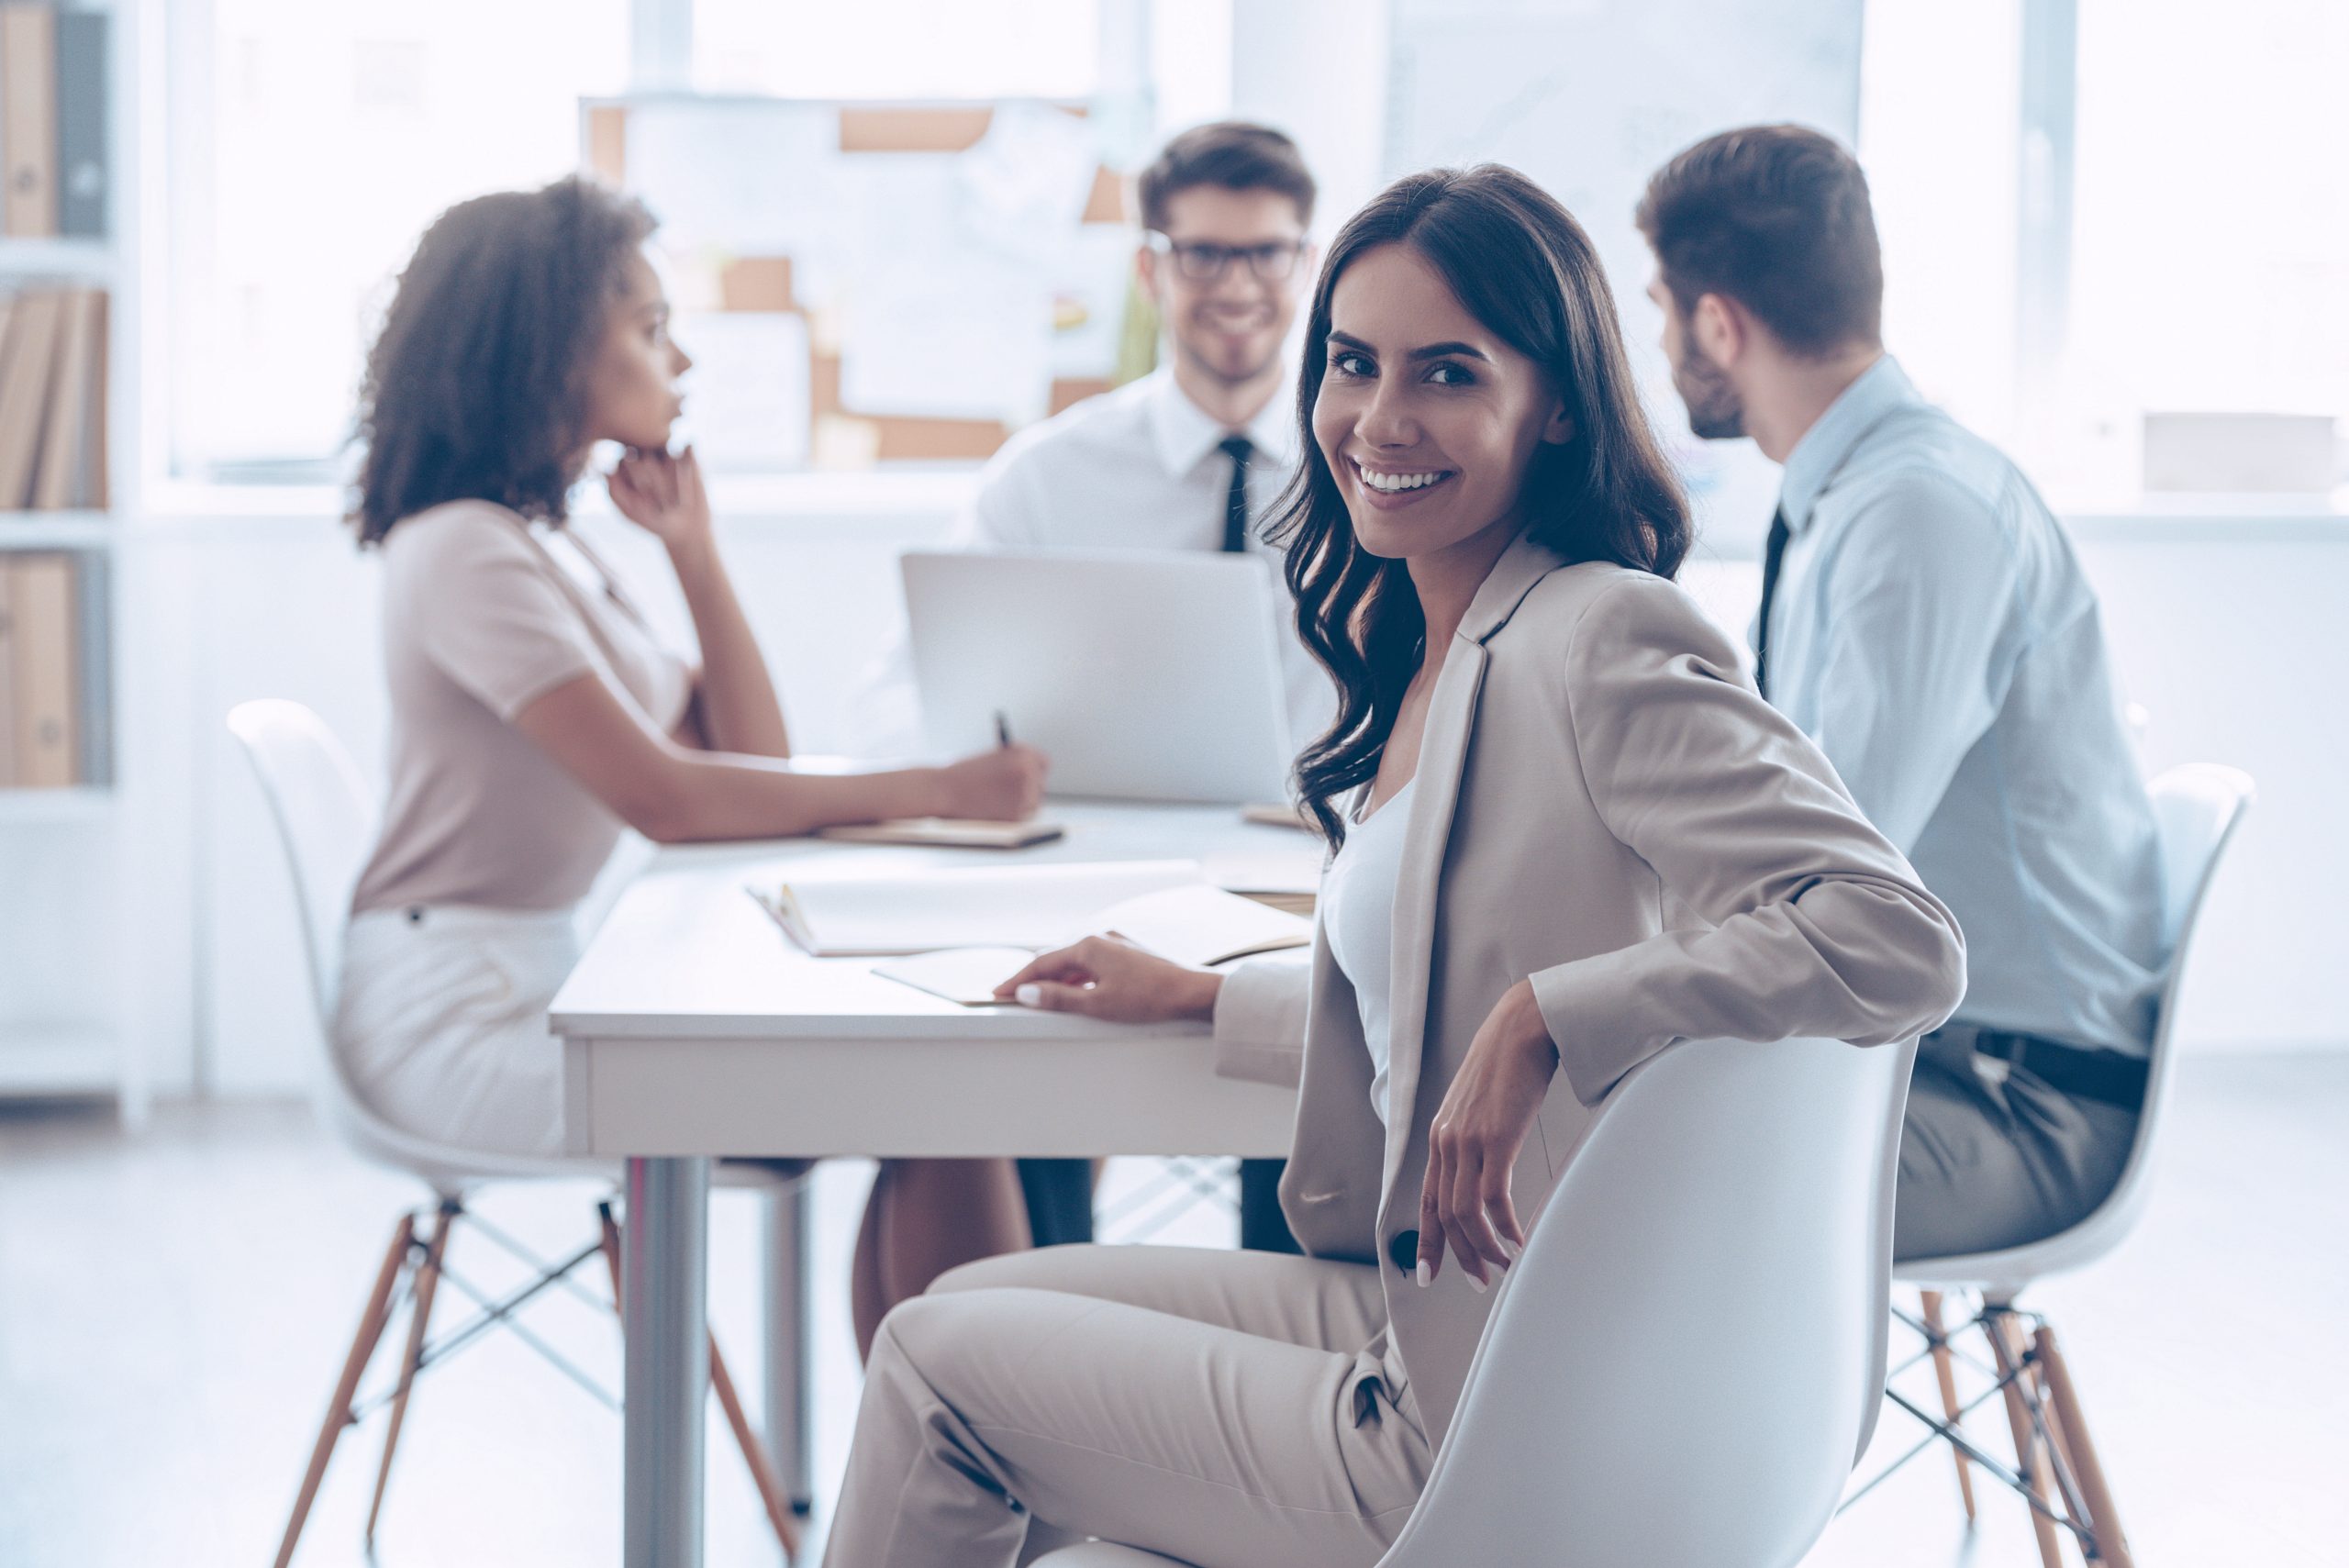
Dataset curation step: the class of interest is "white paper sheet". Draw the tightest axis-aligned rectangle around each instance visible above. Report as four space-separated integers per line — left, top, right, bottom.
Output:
1095 884 1313 968
625 100 849 258
1050 224 1139 381
673 311 811 469
957 102 1097 263
870 947 1040 1006
1203 849 1326 898
841 250 1051 424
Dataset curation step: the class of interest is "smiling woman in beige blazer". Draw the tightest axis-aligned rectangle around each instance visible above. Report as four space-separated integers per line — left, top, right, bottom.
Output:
818 165 1967 1568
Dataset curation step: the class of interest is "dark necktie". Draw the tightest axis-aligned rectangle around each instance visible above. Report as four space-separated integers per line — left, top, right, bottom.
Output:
1753 506 1791 701
1219 435 1254 553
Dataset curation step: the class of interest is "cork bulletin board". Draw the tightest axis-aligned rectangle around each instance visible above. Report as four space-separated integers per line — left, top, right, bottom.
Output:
583 95 1138 465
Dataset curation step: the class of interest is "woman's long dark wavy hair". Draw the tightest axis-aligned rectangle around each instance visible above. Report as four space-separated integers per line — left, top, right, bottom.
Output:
1267 164 1693 845
350 176 655 546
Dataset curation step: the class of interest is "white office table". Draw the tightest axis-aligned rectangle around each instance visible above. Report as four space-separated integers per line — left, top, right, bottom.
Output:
551 802 1308 1567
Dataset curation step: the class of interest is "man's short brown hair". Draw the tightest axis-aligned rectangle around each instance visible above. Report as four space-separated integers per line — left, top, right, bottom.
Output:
1138 121 1316 233
1635 124 1882 356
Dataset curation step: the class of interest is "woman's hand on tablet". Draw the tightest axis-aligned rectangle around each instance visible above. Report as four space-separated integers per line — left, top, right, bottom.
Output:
996 936 1222 1024
931 744 1049 821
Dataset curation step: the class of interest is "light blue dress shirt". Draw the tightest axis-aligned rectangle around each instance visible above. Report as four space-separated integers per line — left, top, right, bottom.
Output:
1760 356 2165 1057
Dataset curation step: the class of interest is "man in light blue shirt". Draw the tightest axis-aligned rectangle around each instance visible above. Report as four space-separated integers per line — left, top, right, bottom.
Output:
1638 126 2165 1259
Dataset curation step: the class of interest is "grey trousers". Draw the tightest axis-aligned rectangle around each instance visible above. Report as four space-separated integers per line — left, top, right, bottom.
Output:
1894 1027 2141 1262
820 1244 1431 1568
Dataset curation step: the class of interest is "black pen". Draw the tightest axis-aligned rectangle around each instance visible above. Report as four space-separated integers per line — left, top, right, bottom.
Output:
994 710 1013 748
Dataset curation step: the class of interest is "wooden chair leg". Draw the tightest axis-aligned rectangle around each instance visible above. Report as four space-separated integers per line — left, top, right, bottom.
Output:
599 1201 802 1562
364 1199 458 1545
2034 1324 2132 1568
711 1328 804 1559
1919 1290 1978 1522
1987 1308 2068 1568
273 1213 417 1568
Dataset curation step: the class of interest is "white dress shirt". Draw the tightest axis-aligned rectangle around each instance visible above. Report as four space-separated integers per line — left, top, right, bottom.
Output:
1759 355 2165 1057
856 369 1336 758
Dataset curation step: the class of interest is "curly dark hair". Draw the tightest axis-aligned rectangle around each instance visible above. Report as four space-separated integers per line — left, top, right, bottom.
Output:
350 176 657 546
1268 165 1693 846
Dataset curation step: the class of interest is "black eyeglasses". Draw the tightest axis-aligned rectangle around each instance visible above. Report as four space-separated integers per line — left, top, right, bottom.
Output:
1148 235 1308 283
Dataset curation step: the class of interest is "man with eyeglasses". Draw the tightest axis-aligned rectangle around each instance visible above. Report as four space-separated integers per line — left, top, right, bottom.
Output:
871 121 1329 1258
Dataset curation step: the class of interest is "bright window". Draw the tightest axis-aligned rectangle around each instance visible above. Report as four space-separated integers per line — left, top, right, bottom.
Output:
2053 0 2349 495
692 0 1099 99
174 0 630 477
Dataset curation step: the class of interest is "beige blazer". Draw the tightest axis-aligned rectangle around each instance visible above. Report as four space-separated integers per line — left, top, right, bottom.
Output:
1211 537 1967 1447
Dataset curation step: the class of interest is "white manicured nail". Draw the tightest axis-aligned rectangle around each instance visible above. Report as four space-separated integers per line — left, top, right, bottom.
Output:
1467 1273 1488 1295
1015 984 1041 1006
1414 1260 1431 1287
1500 1238 1520 1262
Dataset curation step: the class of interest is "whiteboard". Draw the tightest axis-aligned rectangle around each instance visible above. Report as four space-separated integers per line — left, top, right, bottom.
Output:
1383 0 1865 554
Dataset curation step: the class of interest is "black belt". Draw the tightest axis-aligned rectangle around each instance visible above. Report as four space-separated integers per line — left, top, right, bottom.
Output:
1969 1029 2148 1112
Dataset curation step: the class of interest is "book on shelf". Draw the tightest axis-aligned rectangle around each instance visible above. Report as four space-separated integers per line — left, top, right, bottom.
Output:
0 282 106 509
0 550 100 790
0 551 14 784
1 4 57 239
1 5 106 241
71 542 103 782
1 551 75 787
52 8 106 239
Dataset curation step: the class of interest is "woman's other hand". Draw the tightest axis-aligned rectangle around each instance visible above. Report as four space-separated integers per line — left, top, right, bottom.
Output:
1417 979 1557 1290
931 744 1049 821
607 445 715 558
996 936 1222 1024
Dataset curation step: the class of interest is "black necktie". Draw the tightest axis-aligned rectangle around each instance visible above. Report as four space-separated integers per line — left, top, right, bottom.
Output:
1753 506 1791 701
1219 435 1254 553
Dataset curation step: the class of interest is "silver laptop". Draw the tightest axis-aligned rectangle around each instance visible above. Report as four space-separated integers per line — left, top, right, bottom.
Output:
900 548 1297 804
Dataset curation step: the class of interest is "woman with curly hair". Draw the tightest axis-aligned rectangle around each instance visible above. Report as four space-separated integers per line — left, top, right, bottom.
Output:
338 176 1048 1330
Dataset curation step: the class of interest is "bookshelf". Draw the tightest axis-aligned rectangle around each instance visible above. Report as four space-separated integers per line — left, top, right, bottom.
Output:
1 0 138 1110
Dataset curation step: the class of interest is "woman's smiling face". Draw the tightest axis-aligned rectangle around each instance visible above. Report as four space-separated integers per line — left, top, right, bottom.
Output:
1310 241 1574 564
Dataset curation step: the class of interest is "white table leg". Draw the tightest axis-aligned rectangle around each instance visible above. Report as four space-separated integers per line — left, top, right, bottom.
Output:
625 1155 710 1568
762 1178 816 1523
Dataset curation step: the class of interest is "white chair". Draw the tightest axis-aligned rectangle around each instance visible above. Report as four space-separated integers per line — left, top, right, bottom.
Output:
226 699 805 1564
1037 1029 1918 1568
1882 762 2254 1568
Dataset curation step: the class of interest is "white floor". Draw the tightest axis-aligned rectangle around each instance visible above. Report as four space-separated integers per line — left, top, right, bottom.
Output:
2 1051 2341 1567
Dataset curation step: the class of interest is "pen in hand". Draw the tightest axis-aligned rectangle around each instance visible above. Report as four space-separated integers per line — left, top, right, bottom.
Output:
995 710 1013 749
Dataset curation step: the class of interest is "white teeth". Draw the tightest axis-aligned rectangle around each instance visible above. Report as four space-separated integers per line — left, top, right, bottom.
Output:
1358 464 1446 493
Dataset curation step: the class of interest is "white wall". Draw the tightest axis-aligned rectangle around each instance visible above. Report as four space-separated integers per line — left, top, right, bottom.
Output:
138 494 2347 1096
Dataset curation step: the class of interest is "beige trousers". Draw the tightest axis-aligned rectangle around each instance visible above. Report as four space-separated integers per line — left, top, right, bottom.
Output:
821 1244 1431 1568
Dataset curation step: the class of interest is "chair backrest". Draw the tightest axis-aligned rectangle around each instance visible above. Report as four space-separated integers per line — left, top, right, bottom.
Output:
1377 1034 1915 1568
226 699 611 1194
225 699 380 1029
1896 762 2254 1294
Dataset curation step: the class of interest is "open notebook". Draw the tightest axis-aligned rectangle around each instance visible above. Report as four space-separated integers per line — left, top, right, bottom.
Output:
751 860 1199 958
751 861 1311 976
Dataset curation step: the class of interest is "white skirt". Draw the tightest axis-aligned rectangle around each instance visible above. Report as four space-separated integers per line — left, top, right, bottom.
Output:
332 904 583 1159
